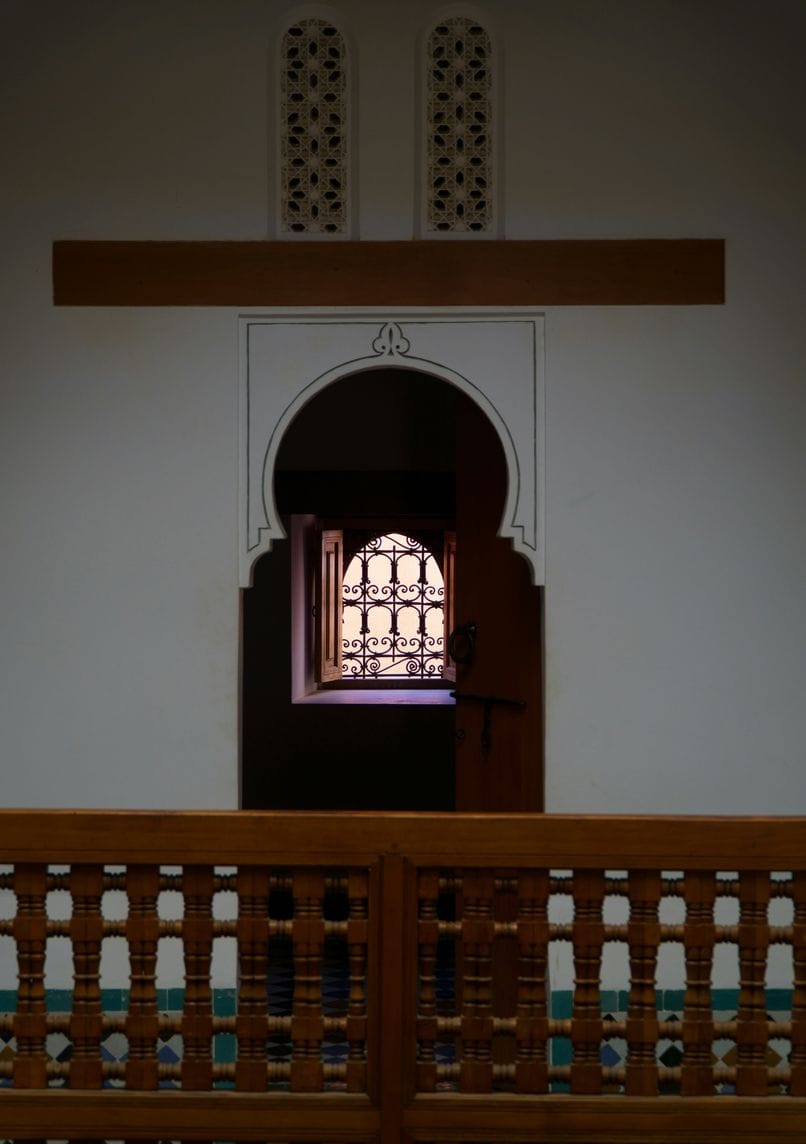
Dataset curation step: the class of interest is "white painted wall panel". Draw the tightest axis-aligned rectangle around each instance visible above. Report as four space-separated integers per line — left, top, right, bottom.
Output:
1 0 804 814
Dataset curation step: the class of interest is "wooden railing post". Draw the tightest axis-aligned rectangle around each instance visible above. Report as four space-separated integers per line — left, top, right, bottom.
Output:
682 871 717 1096
515 870 549 1093
379 852 407 1144
346 869 370 1092
290 870 325 1092
790 869 806 1096
415 869 439 1092
126 865 160 1090
182 865 215 1090
69 864 104 1089
236 866 271 1092
12 863 48 1089
460 871 495 1093
626 870 661 1095
736 871 770 1096
570 870 605 1094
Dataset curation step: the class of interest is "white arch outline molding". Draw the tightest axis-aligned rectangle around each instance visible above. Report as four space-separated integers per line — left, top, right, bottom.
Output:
239 310 544 585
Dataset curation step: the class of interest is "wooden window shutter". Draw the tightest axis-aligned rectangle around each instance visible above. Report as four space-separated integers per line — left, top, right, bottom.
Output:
443 530 456 681
317 529 343 682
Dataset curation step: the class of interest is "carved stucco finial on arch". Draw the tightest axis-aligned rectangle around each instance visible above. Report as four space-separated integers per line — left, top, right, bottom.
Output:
371 321 411 357
239 311 544 586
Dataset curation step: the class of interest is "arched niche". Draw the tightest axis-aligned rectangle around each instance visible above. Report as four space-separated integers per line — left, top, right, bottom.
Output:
239 310 544 585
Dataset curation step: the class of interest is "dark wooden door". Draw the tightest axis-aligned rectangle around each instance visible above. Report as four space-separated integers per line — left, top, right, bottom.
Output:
453 396 544 811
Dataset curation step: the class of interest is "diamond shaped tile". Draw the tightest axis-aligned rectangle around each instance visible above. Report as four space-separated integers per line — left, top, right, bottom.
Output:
157 1035 182 1064
100 1031 128 1062
600 1040 623 1068
47 1031 72 1062
659 1041 683 1068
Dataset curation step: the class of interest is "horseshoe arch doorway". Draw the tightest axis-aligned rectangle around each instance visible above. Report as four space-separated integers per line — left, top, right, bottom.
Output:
240 365 543 812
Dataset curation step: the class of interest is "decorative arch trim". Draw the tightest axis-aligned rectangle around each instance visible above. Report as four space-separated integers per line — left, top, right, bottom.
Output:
239 310 544 585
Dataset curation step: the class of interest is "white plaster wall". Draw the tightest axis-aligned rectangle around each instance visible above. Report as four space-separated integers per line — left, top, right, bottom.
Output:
1 0 805 817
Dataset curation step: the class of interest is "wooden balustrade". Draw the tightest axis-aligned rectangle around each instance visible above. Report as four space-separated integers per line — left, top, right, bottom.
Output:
0 810 805 1141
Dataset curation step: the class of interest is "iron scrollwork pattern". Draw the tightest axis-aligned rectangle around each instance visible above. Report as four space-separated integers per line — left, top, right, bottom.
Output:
280 19 349 234
342 533 445 679
426 17 493 233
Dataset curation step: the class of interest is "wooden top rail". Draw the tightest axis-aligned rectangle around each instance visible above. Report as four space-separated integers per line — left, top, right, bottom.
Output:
0 810 804 868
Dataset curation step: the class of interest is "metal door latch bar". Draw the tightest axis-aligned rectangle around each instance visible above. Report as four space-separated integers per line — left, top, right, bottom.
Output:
451 691 526 753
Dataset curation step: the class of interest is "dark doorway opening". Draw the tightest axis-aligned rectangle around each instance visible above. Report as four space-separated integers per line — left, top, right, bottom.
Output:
240 368 543 812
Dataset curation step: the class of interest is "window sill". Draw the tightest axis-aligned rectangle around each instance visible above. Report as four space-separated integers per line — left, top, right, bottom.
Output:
294 688 455 706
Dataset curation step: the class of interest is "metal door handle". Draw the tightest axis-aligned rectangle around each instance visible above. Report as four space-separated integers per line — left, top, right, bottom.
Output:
452 691 526 753
448 622 477 665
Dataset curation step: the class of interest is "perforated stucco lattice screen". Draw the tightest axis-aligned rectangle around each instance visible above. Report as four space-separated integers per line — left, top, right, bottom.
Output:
426 17 494 233
280 19 349 235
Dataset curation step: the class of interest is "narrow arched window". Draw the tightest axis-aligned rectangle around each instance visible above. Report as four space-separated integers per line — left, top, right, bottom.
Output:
280 18 350 235
424 15 494 233
342 533 445 679
315 529 455 684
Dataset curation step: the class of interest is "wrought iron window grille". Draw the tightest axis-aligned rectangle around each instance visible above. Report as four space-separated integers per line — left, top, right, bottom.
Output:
314 524 455 688
341 532 445 680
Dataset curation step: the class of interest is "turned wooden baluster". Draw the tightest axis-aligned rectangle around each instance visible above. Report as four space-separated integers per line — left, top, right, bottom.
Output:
459 870 495 1092
182 865 215 1090
235 866 270 1091
682 871 717 1095
69 864 104 1088
290 870 325 1092
789 870 805 1096
570 869 605 1094
625 870 661 1095
416 870 440 1092
125 865 160 1090
515 869 549 1093
346 869 369 1092
13 863 48 1088
736 870 770 1096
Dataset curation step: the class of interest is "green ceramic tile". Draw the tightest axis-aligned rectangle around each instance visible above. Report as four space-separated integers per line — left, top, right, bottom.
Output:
712 989 738 1011
0 990 16 1011
100 988 126 1011
662 989 685 1011
550 990 573 1018
213 988 237 1016
157 987 185 1011
46 989 72 1011
599 990 619 1013
765 988 792 1010
167 987 185 1010
214 1032 237 1063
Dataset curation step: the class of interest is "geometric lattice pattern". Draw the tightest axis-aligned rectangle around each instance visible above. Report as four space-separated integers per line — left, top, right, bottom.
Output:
416 868 804 1096
280 19 349 234
426 17 493 232
2 813 806 1143
0 983 354 1095
0 865 368 1093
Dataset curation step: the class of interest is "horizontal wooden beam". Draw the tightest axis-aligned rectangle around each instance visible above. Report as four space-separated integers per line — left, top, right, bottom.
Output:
0 1090 378 1139
405 1094 806 1142
0 810 802 868
52 239 724 306
4 1090 806 1142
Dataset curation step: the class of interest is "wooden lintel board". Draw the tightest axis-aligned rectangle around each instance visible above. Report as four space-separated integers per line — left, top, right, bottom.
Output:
52 239 725 306
0 809 802 869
